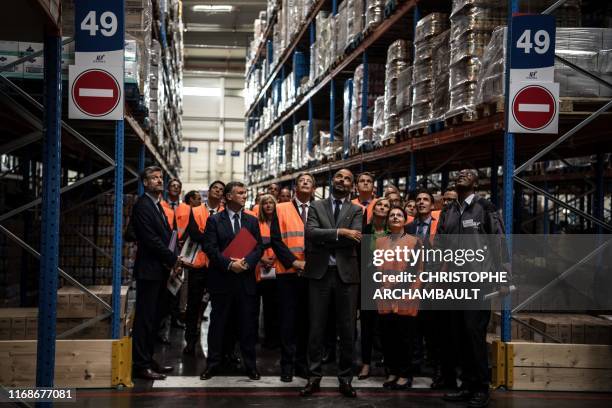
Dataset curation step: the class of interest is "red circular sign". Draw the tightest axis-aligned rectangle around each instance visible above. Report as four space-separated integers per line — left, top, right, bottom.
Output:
511 85 556 131
71 69 120 117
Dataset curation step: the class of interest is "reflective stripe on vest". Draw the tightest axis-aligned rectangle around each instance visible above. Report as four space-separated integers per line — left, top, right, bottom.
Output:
275 202 305 274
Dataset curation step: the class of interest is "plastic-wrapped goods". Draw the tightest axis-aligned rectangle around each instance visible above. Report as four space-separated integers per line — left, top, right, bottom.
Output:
346 0 365 48
359 127 375 149
431 30 451 121
335 1 348 61
349 63 385 149
396 66 413 113
475 26 505 105
320 131 342 158
399 109 412 129
447 1 505 118
343 79 353 157
365 0 385 32
415 13 449 43
475 27 612 103
370 96 385 146
383 40 411 138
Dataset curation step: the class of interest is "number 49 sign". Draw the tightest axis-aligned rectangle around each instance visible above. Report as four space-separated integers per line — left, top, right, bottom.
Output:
510 14 556 83
74 0 124 67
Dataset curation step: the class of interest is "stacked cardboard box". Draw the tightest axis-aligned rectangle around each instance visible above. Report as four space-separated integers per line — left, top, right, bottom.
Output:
0 285 129 340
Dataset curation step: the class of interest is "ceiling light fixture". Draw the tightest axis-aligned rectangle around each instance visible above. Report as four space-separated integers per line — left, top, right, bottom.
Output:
183 87 221 97
193 5 234 13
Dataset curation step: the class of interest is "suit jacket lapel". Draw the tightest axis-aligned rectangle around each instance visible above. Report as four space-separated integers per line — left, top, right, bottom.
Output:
336 199 351 227
220 210 233 237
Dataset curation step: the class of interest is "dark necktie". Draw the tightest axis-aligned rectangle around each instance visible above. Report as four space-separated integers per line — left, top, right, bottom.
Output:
361 201 368 207
300 203 308 224
170 202 177 210
209 208 215 215
333 199 342 223
233 213 240 235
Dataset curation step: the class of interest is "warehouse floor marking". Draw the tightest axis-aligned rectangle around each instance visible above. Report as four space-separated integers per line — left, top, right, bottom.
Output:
152 376 433 388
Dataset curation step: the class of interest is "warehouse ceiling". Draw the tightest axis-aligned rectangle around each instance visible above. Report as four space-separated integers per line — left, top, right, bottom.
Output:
182 0 266 73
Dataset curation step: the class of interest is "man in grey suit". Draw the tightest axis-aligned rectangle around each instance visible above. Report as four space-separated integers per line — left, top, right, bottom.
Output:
300 168 363 398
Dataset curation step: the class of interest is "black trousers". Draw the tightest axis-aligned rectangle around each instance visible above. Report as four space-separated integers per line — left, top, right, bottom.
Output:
452 309 491 392
360 309 378 365
207 289 259 371
133 279 167 370
277 274 309 375
381 313 417 378
258 279 280 346
421 310 456 380
307 266 358 382
185 267 207 345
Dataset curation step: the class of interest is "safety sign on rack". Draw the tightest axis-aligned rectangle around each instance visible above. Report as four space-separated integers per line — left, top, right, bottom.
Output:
508 14 559 134
69 65 124 119
508 82 559 134
69 0 124 120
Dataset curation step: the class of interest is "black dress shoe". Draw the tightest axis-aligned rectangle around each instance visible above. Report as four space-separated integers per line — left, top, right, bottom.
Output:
280 374 293 382
467 391 490 408
200 368 217 380
391 379 412 390
443 389 473 402
152 361 174 373
183 342 196 355
339 383 357 398
300 379 321 396
383 378 397 388
246 369 261 380
134 368 166 380
157 335 171 345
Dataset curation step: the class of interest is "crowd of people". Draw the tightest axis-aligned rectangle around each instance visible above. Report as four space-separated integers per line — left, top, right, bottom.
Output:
129 165 507 408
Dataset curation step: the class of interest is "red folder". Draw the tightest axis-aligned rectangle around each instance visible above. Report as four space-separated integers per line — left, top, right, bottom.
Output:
222 228 257 259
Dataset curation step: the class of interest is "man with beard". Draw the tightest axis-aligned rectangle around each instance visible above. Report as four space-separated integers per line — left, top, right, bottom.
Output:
300 169 363 398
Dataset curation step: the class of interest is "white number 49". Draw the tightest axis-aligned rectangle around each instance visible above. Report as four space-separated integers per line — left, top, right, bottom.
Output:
81 11 118 37
516 29 550 54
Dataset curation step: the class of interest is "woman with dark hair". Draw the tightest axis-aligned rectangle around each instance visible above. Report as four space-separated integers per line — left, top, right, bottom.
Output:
376 206 423 390
256 194 280 348
358 198 391 380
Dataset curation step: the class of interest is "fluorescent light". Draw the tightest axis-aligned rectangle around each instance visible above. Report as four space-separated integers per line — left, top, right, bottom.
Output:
183 87 221 97
193 5 234 13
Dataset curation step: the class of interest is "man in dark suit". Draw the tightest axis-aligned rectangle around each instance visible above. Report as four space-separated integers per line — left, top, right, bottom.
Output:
300 168 363 398
200 181 263 381
131 166 180 380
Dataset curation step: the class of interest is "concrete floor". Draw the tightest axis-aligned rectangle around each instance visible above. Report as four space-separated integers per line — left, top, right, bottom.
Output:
48 317 612 408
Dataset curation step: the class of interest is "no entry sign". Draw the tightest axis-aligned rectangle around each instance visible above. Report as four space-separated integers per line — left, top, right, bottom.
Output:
69 65 124 120
508 82 559 134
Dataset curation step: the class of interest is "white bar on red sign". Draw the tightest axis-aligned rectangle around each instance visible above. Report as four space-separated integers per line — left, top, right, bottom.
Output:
79 88 114 97
518 103 550 112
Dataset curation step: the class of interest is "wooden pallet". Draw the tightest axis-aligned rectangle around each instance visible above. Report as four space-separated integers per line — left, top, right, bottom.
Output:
478 99 505 118
349 146 360 156
559 97 611 113
444 110 479 127
381 136 396 146
395 126 411 142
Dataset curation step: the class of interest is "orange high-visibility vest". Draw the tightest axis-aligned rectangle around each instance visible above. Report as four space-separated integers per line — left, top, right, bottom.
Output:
274 201 306 274
190 205 210 268
408 210 440 245
375 234 423 317
255 219 276 282
252 204 260 217
352 197 377 224
160 200 176 229
173 202 192 239
405 215 414 225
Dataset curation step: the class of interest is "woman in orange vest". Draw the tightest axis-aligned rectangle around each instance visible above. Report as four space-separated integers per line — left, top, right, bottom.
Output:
376 206 424 390
358 197 391 380
255 194 280 349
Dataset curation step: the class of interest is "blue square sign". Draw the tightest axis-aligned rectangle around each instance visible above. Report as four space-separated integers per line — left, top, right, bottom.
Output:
510 14 556 70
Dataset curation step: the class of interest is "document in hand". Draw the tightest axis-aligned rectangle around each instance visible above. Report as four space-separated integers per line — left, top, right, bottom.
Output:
222 228 257 259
